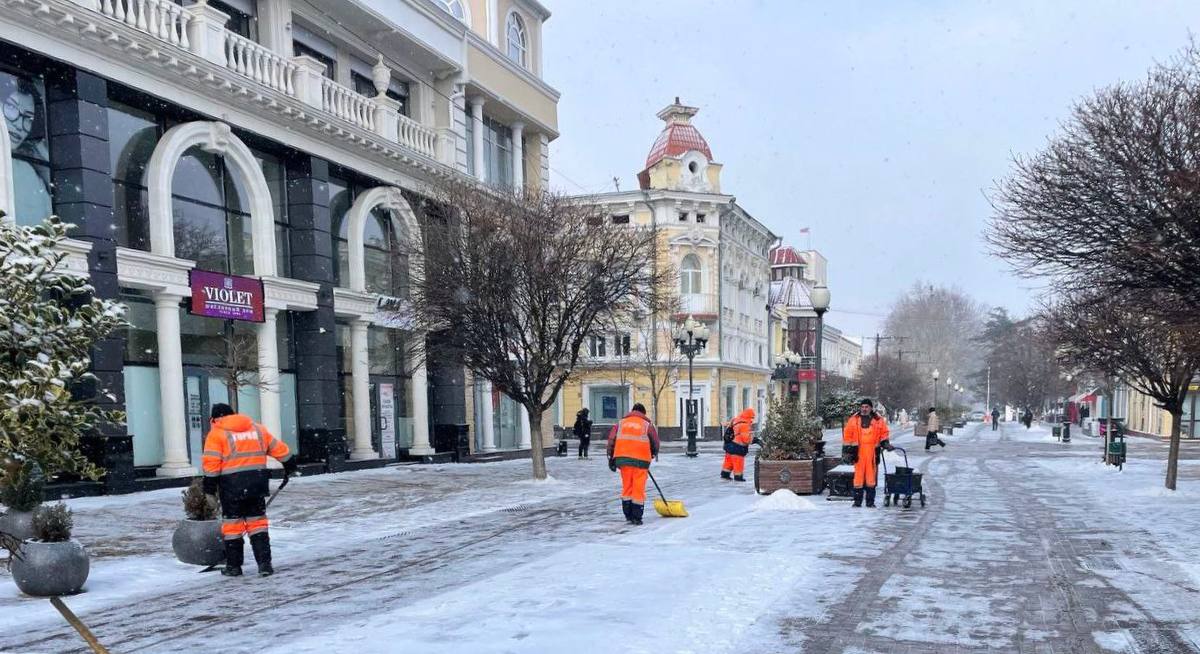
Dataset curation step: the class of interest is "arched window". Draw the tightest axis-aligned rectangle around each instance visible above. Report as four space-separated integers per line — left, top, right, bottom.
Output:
171 146 254 275
680 254 702 295
437 0 466 21
506 12 528 67
332 180 407 297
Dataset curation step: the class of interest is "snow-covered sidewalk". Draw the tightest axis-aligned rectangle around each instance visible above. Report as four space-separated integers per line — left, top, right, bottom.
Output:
4 422 1200 653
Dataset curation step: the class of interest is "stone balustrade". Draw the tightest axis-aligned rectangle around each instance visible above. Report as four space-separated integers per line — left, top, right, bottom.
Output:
100 0 191 47
87 0 443 163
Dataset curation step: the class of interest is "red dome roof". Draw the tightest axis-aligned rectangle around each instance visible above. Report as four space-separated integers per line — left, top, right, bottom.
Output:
645 123 712 168
770 246 807 267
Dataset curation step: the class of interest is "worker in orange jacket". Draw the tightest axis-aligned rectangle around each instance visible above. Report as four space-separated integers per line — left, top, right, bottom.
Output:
721 407 756 482
202 403 296 577
843 398 893 508
607 403 660 525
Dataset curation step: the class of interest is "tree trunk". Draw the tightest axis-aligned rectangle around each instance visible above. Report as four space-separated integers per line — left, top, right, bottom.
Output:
1166 407 1183 490
227 382 239 412
528 407 547 480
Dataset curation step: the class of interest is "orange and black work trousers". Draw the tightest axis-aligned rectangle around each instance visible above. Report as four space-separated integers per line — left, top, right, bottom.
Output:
722 453 746 476
221 496 271 566
620 466 649 506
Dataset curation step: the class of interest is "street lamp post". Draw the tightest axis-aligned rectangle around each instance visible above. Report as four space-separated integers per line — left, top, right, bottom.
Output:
673 315 710 459
810 284 831 410
774 350 803 400
932 368 940 407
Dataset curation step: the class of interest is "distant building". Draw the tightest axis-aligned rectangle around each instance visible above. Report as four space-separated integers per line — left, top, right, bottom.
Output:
561 99 777 437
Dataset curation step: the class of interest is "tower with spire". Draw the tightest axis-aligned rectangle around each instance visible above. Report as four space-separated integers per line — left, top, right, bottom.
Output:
637 97 723 193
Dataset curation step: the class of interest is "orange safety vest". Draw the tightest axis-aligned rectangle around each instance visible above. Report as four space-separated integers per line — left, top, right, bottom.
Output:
843 414 889 451
612 413 653 469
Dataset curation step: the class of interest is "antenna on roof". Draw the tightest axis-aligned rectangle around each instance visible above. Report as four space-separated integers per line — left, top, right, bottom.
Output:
613 176 620 192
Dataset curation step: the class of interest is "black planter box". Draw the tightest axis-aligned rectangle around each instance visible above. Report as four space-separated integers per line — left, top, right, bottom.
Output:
80 433 135 495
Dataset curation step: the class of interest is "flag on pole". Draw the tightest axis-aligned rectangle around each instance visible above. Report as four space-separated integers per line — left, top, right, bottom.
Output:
798 227 810 234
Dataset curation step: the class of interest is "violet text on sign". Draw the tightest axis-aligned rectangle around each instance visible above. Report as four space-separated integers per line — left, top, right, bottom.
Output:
189 270 265 322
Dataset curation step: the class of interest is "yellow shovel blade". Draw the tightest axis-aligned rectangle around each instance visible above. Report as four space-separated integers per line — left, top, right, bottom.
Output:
653 498 688 518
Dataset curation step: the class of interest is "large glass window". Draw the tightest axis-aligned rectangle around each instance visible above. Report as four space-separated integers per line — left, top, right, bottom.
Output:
121 289 159 364
465 113 514 187
436 0 466 21
680 254 702 294
506 12 528 67
109 101 158 250
1 68 50 226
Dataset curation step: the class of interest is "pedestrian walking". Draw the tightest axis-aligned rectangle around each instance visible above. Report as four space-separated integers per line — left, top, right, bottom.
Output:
607 403 660 525
844 399 894 508
925 407 946 450
720 407 756 482
573 408 593 458
202 403 297 577
991 407 1001 431
1022 409 1033 430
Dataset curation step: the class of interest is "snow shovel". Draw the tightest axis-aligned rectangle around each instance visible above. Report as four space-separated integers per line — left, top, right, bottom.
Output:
648 469 688 518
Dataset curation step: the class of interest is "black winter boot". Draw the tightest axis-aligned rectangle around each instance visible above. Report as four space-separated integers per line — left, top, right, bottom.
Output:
733 475 746 482
621 499 633 522
720 470 731 480
222 537 244 576
852 488 864 507
630 503 644 525
250 532 273 576
865 487 877 508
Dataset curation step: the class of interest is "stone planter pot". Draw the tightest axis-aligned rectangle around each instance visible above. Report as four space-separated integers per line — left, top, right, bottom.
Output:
0 510 36 541
172 519 224 567
11 540 90 596
755 458 822 495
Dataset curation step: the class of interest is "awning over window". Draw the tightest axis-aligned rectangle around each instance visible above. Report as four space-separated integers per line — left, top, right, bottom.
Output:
1069 389 1097 403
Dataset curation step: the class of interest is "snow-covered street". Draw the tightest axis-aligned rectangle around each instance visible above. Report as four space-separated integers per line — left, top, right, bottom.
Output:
4 423 1200 653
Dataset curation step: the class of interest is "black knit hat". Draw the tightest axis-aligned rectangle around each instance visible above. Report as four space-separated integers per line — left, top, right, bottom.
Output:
859 398 873 407
210 403 235 420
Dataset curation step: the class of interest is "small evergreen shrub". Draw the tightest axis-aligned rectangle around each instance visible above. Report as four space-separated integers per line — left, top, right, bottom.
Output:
758 396 824 461
182 479 219 521
32 503 72 543
0 459 44 512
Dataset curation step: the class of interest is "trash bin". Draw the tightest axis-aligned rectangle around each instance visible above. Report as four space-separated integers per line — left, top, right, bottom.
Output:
1052 425 1062 441
1061 422 1071 443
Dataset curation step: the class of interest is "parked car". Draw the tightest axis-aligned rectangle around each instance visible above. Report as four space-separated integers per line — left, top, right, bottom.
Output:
970 411 985 422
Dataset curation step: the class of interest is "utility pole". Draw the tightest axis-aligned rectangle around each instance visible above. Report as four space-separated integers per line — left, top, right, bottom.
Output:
866 334 906 400
986 365 991 413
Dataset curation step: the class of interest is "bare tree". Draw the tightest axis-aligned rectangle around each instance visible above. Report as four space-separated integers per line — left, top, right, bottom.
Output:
632 301 684 425
855 354 921 415
988 40 1200 320
408 180 665 480
203 324 274 413
974 310 1065 413
1046 290 1200 490
881 282 987 384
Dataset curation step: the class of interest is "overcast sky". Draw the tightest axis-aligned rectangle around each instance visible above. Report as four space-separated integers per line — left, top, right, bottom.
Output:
542 0 1200 342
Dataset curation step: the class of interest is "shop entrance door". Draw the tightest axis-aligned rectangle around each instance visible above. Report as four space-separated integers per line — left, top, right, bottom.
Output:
182 369 211 466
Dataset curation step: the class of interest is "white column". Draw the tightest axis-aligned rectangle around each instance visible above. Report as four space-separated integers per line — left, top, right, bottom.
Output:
518 403 532 449
256 309 283 468
409 361 434 455
510 121 525 190
479 381 496 452
257 0 293 55
155 293 194 477
469 96 486 182
349 319 377 460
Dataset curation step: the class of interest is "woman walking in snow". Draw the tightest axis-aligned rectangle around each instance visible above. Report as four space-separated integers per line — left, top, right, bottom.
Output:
925 407 946 450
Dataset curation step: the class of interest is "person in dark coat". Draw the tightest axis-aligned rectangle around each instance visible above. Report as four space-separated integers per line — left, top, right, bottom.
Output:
573 408 594 458
991 407 1001 431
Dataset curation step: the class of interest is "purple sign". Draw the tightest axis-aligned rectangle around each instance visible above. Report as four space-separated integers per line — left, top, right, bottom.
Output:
189 270 265 322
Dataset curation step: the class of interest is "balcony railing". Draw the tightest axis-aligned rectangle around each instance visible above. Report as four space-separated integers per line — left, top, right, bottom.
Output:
322 77 376 132
90 0 442 163
224 31 295 95
101 0 191 47
674 293 719 317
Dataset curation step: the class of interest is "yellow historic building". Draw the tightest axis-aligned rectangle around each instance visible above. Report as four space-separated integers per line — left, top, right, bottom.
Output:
558 99 777 439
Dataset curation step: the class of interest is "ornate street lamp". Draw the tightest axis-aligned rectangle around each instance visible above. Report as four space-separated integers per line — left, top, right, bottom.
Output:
774 350 804 399
932 368 940 407
810 284 831 409
673 315 710 458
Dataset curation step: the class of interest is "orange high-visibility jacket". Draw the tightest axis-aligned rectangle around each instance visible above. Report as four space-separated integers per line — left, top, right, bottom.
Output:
202 414 291 502
843 413 890 453
732 408 755 446
607 411 660 469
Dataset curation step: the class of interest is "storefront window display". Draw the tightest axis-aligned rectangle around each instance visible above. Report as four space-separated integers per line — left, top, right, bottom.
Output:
1 67 50 225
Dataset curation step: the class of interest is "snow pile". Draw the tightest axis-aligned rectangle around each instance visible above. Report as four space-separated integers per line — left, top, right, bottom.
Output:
1091 630 1133 652
752 489 817 512
512 474 564 486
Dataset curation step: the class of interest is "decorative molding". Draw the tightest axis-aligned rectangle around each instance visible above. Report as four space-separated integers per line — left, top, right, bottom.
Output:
263 276 319 311
116 247 195 295
54 238 93 279
333 287 378 318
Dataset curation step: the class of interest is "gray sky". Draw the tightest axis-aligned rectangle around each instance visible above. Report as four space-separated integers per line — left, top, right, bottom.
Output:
543 0 1200 341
